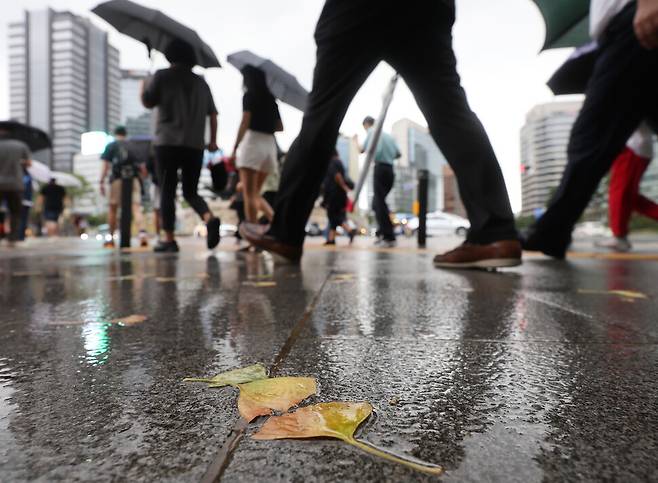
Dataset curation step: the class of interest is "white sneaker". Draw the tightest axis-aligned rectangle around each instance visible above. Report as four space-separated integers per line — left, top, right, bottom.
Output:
595 237 632 252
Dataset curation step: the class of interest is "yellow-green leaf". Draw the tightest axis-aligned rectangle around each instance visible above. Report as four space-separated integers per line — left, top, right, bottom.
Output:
253 402 443 476
238 377 316 422
578 289 648 301
183 363 268 388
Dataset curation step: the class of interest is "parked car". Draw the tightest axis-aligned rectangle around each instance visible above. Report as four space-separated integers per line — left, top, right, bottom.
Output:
406 211 470 237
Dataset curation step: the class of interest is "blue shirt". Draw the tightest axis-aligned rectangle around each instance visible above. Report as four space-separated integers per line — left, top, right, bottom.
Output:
363 129 400 165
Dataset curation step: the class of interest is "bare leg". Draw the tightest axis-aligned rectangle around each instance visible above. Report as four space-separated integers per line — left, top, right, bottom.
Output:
108 205 118 235
256 171 274 222
240 167 261 222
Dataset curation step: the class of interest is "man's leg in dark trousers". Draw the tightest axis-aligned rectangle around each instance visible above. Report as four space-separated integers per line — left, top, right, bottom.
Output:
179 148 211 219
4 191 23 242
530 5 658 249
373 163 395 241
269 5 381 246
385 2 516 244
155 147 180 233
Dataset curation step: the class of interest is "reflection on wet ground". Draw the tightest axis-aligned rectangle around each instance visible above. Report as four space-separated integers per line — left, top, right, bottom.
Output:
1 239 657 482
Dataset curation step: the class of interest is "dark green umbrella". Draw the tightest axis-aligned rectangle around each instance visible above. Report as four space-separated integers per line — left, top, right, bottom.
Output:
531 0 590 49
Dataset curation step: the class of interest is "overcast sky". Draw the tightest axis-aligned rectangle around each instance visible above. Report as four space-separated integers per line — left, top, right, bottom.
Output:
0 0 575 212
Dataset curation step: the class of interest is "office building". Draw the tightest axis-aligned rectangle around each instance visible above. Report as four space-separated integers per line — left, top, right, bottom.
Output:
391 118 447 213
7 8 120 172
121 69 153 137
520 101 582 217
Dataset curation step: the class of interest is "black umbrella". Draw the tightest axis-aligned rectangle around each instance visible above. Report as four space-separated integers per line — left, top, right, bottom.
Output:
92 0 221 68
227 50 309 111
0 120 51 152
547 41 599 95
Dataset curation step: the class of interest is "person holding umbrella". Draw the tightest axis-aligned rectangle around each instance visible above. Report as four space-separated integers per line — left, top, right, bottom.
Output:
524 0 658 258
241 0 521 267
231 66 283 227
141 39 221 253
0 126 31 246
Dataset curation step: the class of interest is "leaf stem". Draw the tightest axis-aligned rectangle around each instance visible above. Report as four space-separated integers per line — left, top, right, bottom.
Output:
182 378 214 383
346 437 443 476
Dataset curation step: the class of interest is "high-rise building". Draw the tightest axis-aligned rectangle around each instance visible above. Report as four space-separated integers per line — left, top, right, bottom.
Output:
391 118 446 213
7 8 120 172
520 101 582 217
121 69 153 137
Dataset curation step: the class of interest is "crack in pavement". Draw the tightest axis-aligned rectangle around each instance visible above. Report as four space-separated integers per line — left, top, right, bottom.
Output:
200 271 333 483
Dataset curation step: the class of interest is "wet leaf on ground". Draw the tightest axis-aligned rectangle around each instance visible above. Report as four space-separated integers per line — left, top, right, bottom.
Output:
183 363 268 388
578 289 648 301
242 281 277 288
253 401 443 476
12 271 43 277
155 277 178 282
331 273 355 282
109 314 148 326
238 377 316 422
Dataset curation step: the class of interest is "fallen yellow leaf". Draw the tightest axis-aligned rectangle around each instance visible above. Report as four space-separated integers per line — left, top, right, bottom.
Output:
242 281 277 288
183 363 268 388
578 289 648 300
254 402 443 476
238 377 316 422
109 314 148 326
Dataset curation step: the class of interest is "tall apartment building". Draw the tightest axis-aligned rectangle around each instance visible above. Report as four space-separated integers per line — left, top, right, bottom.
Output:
7 9 120 172
520 101 582 217
121 69 152 137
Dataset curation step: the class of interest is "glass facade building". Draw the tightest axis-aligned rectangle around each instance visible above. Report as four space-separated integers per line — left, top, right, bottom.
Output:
8 9 120 172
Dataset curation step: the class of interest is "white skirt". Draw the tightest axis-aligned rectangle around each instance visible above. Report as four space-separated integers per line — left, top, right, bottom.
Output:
236 130 277 174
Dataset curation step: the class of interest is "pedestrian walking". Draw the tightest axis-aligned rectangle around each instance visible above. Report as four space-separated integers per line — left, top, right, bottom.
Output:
322 149 355 246
232 66 283 227
141 38 221 253
19 167 33 240
39 178 66 237
99 126 149 248
595 123 658 252
0 127 31 246
355 116 400 247
524 0 658 258
241 0 520 268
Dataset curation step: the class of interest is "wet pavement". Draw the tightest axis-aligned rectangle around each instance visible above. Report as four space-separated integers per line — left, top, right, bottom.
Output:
1 238 657 482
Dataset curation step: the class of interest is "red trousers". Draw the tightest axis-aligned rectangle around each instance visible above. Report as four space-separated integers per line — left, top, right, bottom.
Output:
608 147 658 237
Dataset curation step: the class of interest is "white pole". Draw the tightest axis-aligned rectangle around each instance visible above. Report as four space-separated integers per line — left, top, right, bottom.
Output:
351 73 399 208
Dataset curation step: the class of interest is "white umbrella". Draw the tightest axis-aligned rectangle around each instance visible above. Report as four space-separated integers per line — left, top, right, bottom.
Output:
51 171 82 188
27 160 53 184
227 50 309 111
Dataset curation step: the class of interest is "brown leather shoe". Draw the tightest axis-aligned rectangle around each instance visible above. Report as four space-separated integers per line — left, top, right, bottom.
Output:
239 222 303 264
433 240 522 269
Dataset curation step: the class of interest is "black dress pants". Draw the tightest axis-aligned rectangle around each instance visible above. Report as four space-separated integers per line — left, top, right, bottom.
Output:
269 0 516 246
373 163 395 241
532 4 658 244
0 190 22 242
155 146 209 232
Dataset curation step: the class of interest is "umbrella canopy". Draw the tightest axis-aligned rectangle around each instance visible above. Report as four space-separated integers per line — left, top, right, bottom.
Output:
92 0 221 68
51 172 82 189
0 121 51 152
227 50 309 111
547 41 599 95
27 160 53 184
531 0 590 49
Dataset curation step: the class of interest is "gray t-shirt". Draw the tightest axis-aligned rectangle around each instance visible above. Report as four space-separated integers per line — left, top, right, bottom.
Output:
0 139 30 191
142 67 217 150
